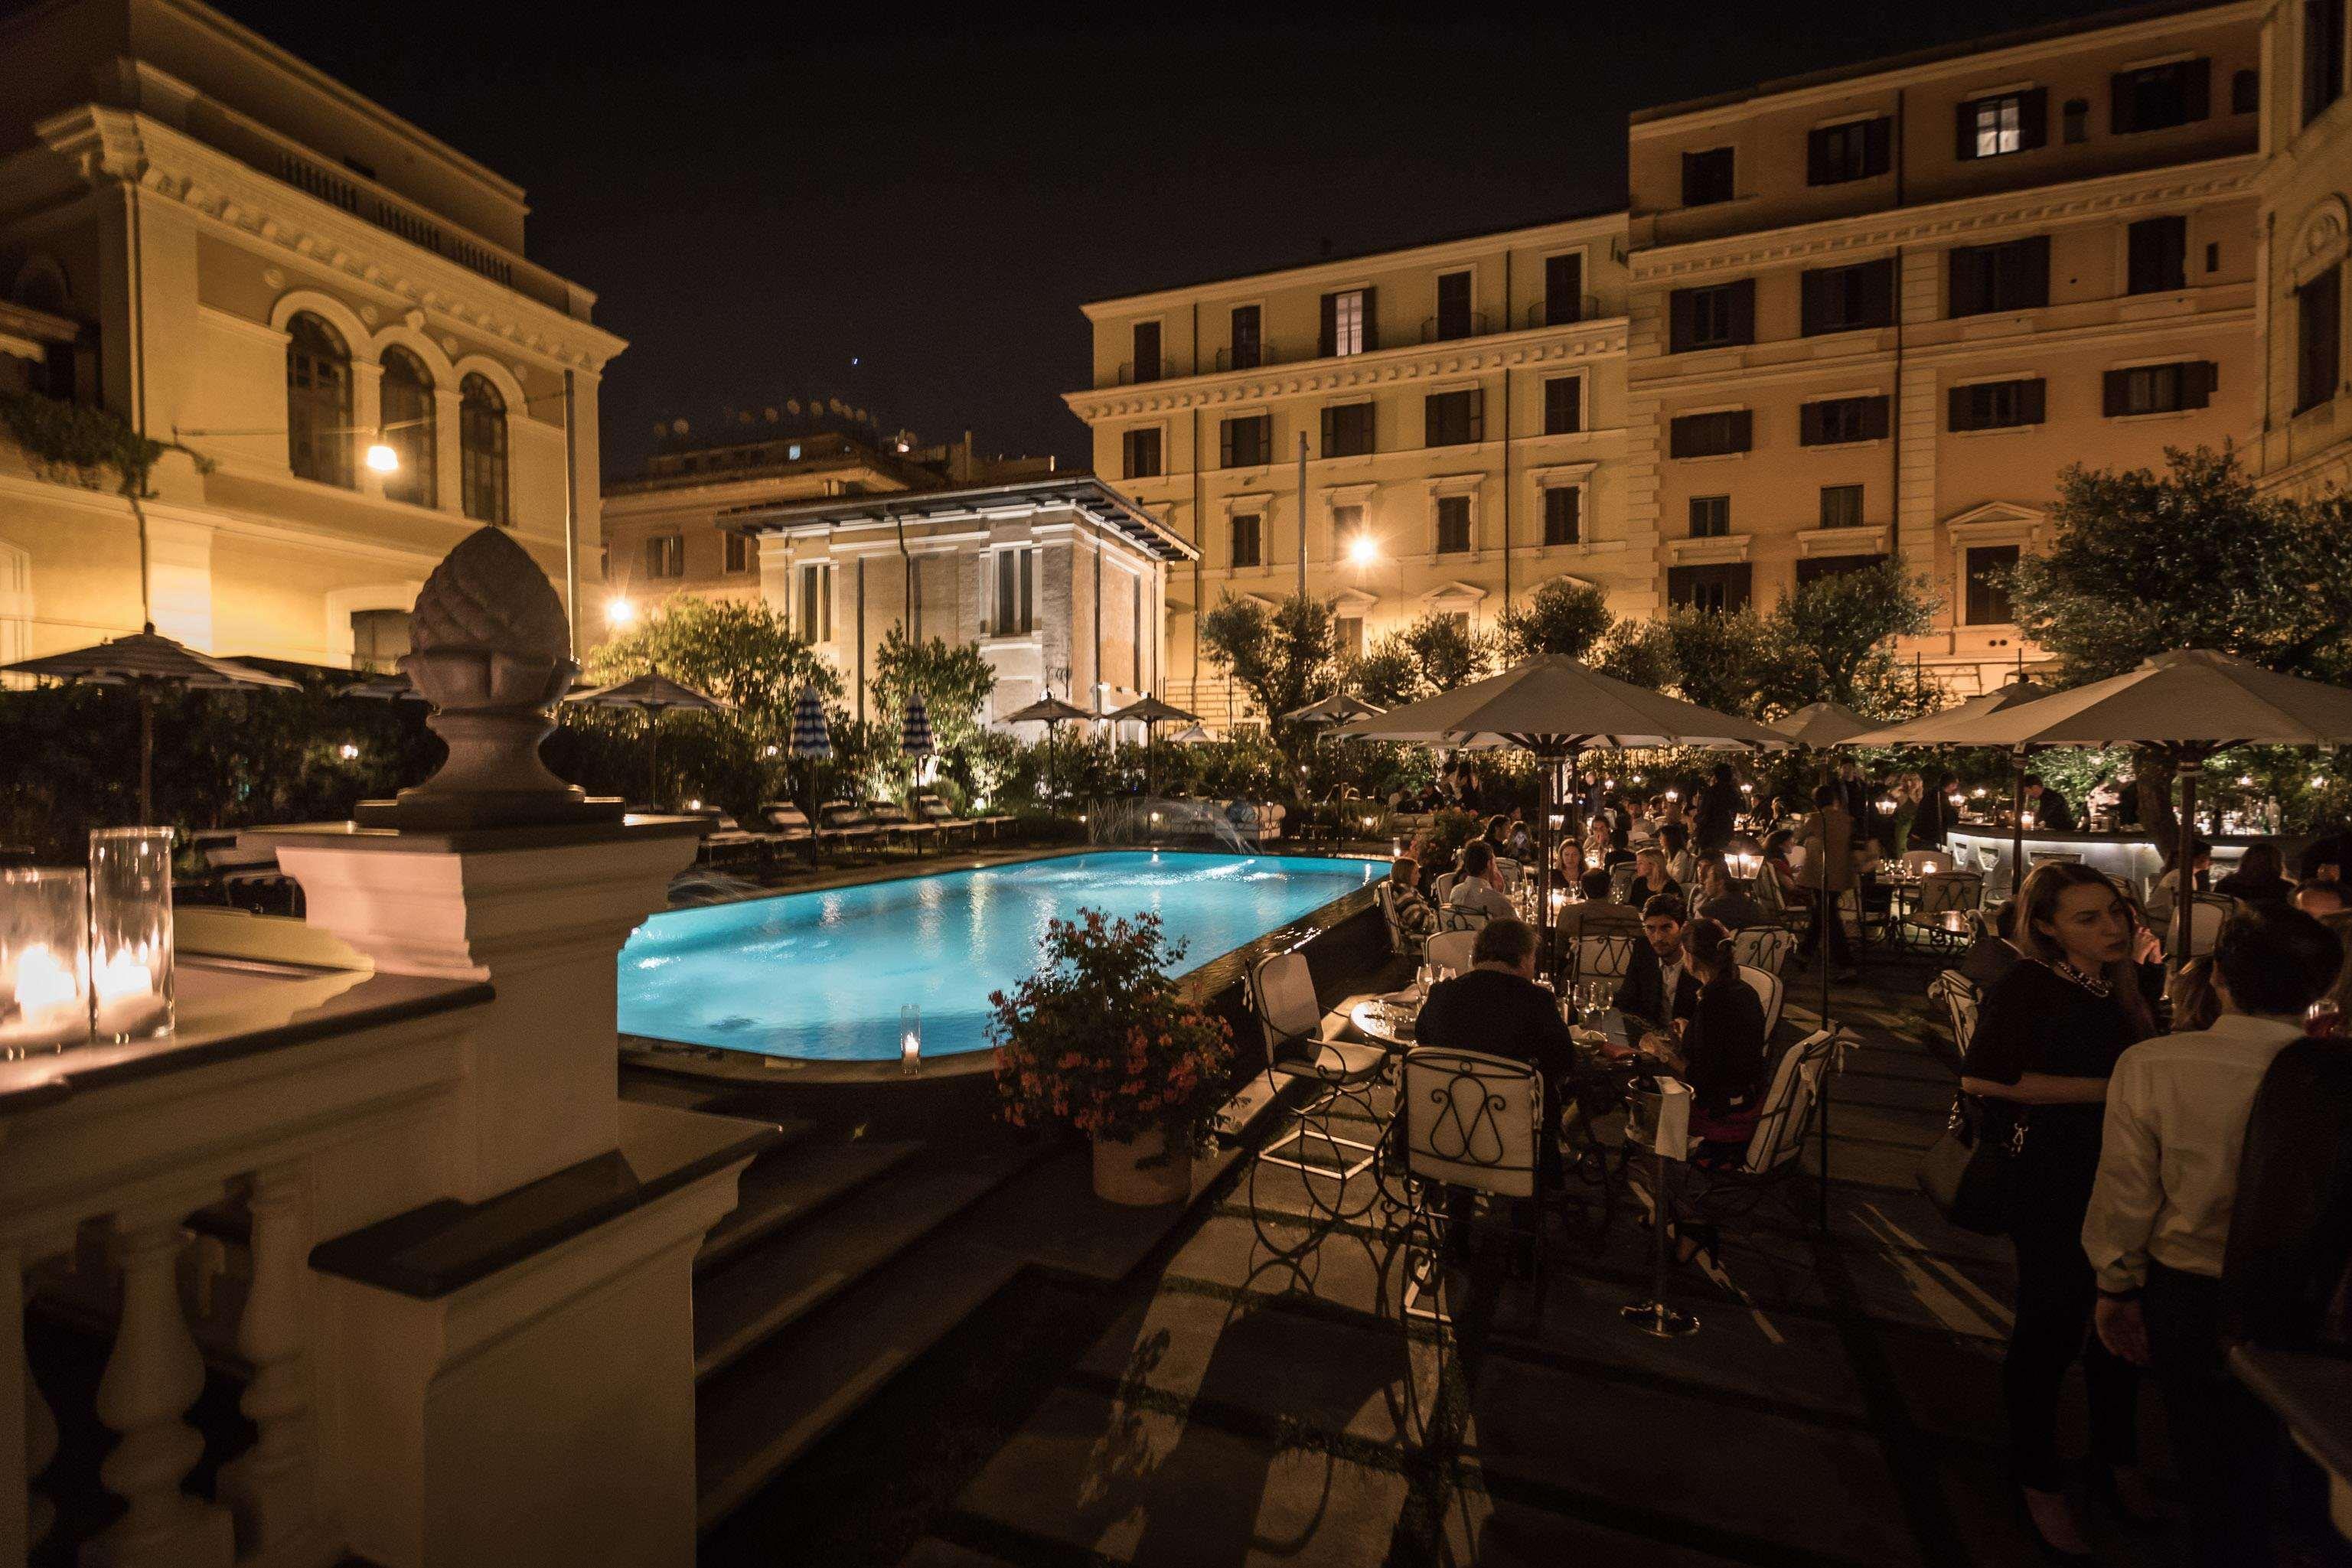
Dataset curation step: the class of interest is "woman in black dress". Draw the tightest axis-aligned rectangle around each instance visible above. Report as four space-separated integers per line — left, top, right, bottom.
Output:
1961 862 2159 1560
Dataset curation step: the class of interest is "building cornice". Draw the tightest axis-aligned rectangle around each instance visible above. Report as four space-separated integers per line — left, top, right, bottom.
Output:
1065 318 1629 422
1628 155 2261 283
25 107 625 371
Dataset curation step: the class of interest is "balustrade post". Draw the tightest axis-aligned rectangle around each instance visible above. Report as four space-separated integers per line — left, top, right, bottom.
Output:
80 1202 233 1568
5 1241 55 1568
219 1162 323 1562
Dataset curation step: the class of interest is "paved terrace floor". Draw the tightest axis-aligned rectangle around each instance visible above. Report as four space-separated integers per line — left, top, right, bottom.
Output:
711 949 2201 1568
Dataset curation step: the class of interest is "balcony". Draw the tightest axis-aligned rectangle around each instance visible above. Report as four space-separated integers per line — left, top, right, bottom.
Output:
1522 296 1602 329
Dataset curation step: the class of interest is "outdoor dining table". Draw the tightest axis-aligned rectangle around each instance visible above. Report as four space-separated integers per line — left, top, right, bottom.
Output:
1348 989 1638 1058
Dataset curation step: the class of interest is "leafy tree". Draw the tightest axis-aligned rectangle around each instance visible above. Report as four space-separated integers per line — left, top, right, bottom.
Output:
1658 607 1769 716
1496 576 1613 662
1594 619 1676 690
1759 562 1936 712
870 625 997 759
1349 633 1424 708
1402 612 1494 692
1199 593 1340 726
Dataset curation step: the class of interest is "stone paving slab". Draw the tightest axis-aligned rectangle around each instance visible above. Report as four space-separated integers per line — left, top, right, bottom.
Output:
1438 1486 1763 1567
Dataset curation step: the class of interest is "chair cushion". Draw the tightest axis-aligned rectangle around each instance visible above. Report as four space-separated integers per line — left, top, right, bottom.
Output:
1276 1038 1386 1083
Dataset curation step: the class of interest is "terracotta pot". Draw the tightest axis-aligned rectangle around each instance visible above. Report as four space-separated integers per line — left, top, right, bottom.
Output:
1091 1126 1194 1207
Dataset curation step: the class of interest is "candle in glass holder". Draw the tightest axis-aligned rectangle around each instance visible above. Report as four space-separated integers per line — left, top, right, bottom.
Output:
2 869 90 1053
89 827 175 1044
899 1004 922 1075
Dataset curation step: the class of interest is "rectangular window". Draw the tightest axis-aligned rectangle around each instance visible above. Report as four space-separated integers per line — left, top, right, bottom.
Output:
1130 320 1162 383
1956 90 2044 158
1668 279 1757 352
991 548 1035 634
2112 57 2210 133
1965 545 2021 625
1807 116 1892 184
1320 402 1375 458
1799 395 1890 445
1948 236 2051 317
1819 484 1865 529
1688 494 1731 538
1424 389 1484 448
2308 0 2346 124
1435 270 1474 340
1544 253 1584 325
798 562 832 641
2102 360 2216 416
1230 513 1262 569
725 531 752 573
1320 288 1375 357
1682 146 1735 206
350 608 412 671
647 535 683 579
1948 379 2047 431
2064 96 2091 141
1796 553 1889 588
2234 67 2262 115
1434 495 1472 554
1800 258 1896 334
1335 616 1364 660
1668 409 1753 458
1542 376 1583 435
1229 304 1262 370
1219 413 1272 468
2127 216 2188 295
1121 426 1163 478
1542 486 1581 546
1668 562 1752 614
1332 503 1365 545
2301 266 2343 412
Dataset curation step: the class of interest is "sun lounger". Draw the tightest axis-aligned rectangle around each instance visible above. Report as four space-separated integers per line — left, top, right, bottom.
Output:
914 794 982 846
864 800 941 855
818 800 887 850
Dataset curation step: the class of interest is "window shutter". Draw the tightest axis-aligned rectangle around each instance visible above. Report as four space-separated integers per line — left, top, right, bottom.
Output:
2112 73 2138 135
1861 396 1890 440
1319 293 1337 357
1949 385 1974 431
1361 287 1379 352
1727 279 1757 344
2103 369 2130 417
1468 390 1485 443
1219 419 1235 467
1956 99 1977 160
1806 126 1831 185
2020 380 2047 423
2021 236 2051 308
1669 289 1697 352
1949 248 1985 317
1864 116 1892 175
1728 409 1753 451
2019 88 2049 148
2183 58 2211 121
2185 360 2217 408
1800 269 1826 335
1320 406 1335 456
1424 397 1440 448
1799 402 1824 445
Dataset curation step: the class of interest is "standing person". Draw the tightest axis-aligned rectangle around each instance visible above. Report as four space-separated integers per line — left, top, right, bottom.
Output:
2021 774 2076 832
2215 840 2296 908
1961 863 2159 1560
2148 839 2213 931
1694 762 1741 856
1914 772 1956 856
1796 784 1858 980
1835 759 1871 824
2083 908 2344 1567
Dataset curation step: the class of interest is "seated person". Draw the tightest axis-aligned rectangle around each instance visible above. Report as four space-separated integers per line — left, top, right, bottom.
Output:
1414 917 1579 1110
1616 895 1701 1031
2148 839 2214 927
2216 841 2297 908
1388 856 1441 941
1553 835 1587 891
1629 846 1685 908
1958 898 2024 987
1445 840 1516 921
1693 855 1762 930
1761 828 1804 906
1632 917 1770 1156
2294 879 2350 918
1559 868 1643 939
1658 821 1695 885
2295 825 2352 885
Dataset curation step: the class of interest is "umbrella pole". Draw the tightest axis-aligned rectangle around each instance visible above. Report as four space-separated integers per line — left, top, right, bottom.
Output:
139 685 155 826
647 709 660 810
1537 751 1558 980
2009 751 2028 900
2174 751 2204 972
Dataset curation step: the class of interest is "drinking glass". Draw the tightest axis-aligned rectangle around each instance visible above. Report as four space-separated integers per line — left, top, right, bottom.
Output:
89 828 174 1043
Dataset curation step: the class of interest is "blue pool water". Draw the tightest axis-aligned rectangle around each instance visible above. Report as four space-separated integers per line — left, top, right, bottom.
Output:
617 851 1385 1061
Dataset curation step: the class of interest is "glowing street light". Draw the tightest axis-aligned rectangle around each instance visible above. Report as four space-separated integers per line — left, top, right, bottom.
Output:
1347 533 1379 567
605 595 638 629
364 440 400 474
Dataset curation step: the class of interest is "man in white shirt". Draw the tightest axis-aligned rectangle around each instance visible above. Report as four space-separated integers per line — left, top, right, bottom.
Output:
2082 907 2345 1568
1444 840 1516 923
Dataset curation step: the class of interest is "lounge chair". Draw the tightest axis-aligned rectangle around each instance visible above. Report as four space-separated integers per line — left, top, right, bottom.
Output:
913 794 980 847
864 800 941 856
818 800 887 852
758 802 818 847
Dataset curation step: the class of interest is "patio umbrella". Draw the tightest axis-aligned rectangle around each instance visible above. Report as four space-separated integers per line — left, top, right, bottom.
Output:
1769 701 1874 748
1004 693 1094 807
337 670 429 703
899 693 934 801
789 686 833 859
1925 650 2352 965
1111 693 1198 804
1283 693 1385 727
1843 679 2056 895
563 671 729 810
4 626 299 823
1168 725 1212 745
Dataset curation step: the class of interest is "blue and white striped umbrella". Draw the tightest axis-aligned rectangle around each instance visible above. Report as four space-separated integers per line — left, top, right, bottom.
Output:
901 694 934 758
789 687 832 760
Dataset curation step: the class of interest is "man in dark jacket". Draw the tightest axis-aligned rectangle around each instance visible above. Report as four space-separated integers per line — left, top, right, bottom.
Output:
2021 774 2074 831
1694 763 1741 855
1616 895 1701 1032
1415 918 1580 1104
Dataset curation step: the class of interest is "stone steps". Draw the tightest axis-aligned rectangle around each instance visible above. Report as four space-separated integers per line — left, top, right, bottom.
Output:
694 1134 920 1276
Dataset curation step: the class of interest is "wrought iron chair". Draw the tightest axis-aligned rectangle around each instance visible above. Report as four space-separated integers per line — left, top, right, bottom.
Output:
1730 924 1795 976
1246 949 1388 1213
1395 1047 1548 1323
1737 962 1786 1041
1423 928 1478 976
1927 969 1982 1061
1684 1028 1839 1221
1902 870 1984 953
1567 932 1639 1000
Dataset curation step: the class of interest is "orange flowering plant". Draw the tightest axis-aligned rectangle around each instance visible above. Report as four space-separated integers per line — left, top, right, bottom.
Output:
988 908 1236 1152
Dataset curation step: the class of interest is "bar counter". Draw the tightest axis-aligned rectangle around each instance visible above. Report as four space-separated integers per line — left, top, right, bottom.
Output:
1940 824 2259 895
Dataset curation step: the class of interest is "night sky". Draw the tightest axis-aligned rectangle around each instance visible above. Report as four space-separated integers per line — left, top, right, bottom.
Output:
176 2 2126 472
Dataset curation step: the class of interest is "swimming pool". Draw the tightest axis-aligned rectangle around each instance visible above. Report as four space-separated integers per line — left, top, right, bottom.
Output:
618 851 1385 1062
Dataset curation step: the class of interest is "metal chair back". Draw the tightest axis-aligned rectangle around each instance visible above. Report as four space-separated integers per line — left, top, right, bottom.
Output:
2177 893 2232 959
1730 1029 1837 1175
1916 870 1982 916
1493 857 1522 891
1430 871 1458 903
1903 849 1956 875
1424 929 1478 975
1731 924 1794 975
1929 970 1982 1058
1249 948 1323 1062
1401 1048 1541 1201
1738 962 1785 1039
1574 932 1639 984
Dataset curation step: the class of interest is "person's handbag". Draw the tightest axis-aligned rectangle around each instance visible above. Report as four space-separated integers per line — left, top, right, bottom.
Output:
1918 1094 2026 1235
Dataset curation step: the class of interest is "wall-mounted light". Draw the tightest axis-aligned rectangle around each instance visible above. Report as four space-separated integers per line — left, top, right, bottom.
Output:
1347 533 1378 567
605 595 638 628
364 440 400 474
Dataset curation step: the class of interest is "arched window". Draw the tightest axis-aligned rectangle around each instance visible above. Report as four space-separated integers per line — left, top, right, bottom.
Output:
378 346 435 507
285 312 352 487
459 372 508 523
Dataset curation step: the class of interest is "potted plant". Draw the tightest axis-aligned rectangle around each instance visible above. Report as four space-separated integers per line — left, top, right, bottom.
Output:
989 908 1235 1206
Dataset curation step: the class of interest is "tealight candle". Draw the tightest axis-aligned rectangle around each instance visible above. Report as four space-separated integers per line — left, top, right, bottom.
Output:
2 869 90 1054
900 1004 922 1075
88 828 175 1044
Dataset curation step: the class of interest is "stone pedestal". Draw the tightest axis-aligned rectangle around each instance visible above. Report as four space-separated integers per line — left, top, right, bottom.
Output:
245 819 703 1201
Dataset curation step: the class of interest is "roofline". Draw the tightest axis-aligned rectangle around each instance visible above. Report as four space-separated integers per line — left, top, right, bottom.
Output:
1078 204 1628 318
1633 0 2248 126
726 475 1201 563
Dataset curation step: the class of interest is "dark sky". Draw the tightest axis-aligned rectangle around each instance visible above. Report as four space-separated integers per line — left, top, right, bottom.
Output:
188 1 2125 473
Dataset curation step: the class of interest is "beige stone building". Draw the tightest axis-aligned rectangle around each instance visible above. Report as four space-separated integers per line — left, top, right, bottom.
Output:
0 0 621 672
2253 0 2352 494
1064 213 1636 725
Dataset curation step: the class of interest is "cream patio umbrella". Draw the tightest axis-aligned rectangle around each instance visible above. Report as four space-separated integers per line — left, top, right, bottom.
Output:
1769 700 1875 748
1110 694 1198 802
563 671 729 810
1842 678 2056 892
1923 651 2352 966
1003 693 1094 808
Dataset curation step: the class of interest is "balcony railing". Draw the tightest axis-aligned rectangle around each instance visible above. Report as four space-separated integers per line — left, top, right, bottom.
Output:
1114 357 1179 386
272 152 513 288
1420 311 1490 344
1523 296 1602 329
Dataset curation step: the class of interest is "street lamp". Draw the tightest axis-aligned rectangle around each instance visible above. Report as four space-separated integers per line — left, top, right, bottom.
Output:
605 595 638 629
364 439 400 474
1348 533 1378 567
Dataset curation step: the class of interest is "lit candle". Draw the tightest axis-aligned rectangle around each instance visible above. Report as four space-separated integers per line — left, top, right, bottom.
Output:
2021 811 2038 830
92 946 167 1038
4 944 86 1048
900 1004 922 1075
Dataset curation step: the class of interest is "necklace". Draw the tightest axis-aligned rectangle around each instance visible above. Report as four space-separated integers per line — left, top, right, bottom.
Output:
2047 959 2113 998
